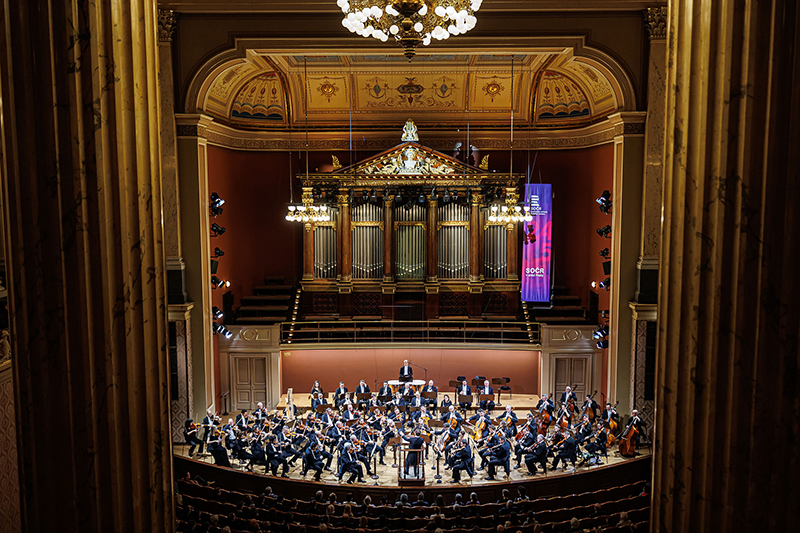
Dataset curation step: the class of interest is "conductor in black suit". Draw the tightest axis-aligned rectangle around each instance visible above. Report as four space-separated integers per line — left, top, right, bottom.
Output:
402 428 426 477
399 359 413 381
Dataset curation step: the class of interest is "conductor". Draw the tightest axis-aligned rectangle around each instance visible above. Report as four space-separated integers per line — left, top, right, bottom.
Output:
399 359 413 382
402 428 426 477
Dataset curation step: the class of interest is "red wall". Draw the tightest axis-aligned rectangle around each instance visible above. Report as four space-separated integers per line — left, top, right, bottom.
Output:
281 347 541 395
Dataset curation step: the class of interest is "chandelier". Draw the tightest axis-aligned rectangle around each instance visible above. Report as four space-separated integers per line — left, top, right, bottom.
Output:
338 0 482 59
285 203 331 223
487 203 533 224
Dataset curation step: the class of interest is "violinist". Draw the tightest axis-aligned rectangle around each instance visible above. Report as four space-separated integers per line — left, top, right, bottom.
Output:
253 402 268 428
265 434 290 477
391 391 408 407
347 434 374 476
334 381 349 409
326 421 346 453
422 379 438 412
235 409 250 431
277 426 304 466
388 405 405 426
304 442 325 481
247 433 268 472
477 425 501 471
484 434 511 481
581 421 608 463
477 379 495 412
184 419 203 456
303 430 334 471
201 409 215 447
342 403 359 422
310 380 326 411
513 413 537 467
378 380 393 399
355 380 370 409
207 428 231 467
581 394 599 420
551 428 577 471
449 436 474 483
522 434 548 475
367 393 382 411
496 405 518 436
339 442 366 484
440 393 453 412
319 407 335 428
457 380 472 410
575 415 593 444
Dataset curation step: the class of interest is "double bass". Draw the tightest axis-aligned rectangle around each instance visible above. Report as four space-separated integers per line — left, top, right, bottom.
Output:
539 393 553 428
580 390 598 421
605 401 620 446
617 414 640 457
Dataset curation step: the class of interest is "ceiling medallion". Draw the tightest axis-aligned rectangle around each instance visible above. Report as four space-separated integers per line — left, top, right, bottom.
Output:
316 77 340 101
483 77 504 101
338 0 482 60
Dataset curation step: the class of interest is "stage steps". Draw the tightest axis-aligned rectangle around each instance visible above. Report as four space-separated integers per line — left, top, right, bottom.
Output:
529 285 591 325
235 277 296 324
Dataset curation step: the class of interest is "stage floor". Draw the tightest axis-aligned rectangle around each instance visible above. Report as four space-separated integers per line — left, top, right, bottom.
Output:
174 443 650 489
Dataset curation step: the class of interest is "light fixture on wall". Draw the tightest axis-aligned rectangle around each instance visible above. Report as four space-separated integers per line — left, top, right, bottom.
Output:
338 0 481 59
596 190 612 214
596 224 611 238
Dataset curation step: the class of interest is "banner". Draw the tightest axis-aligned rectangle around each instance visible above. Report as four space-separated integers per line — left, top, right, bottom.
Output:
521 183 552 303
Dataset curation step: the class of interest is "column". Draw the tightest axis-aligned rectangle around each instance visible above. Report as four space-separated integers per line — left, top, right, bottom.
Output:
338 192 352 283
383 195 394 282
176 114 215 423
607 112 646 415
0 0 173 530
426 197 438 281
654 1 800 531
469 191 482 283
302 188 314 281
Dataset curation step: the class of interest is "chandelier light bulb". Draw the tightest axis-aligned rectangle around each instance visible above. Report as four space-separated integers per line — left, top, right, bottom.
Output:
418 4 428 15
501 205 508 212
435 5 446 17
288 205 296 211
414 21 423 32
390 24 399 34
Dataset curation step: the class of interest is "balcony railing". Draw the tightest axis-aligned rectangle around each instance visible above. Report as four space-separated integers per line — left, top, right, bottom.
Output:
281 319 540 345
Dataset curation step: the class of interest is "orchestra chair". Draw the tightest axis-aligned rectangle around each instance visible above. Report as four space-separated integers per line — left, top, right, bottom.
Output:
495 377 511 403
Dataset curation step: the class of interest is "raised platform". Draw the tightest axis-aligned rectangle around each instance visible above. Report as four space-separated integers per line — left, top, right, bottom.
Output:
276 393 544 412
173 446 651 502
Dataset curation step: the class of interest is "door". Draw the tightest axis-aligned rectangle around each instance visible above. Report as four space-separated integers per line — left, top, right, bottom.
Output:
552 355 590 403
232 355 268 411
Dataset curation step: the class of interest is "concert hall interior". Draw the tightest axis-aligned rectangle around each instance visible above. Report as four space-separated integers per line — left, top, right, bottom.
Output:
0 1 798 532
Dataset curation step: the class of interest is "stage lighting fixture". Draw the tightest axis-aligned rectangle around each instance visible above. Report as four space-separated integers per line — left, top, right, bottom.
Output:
210 192 225 208
209 204 223 217
212 306 224 320
370 189 377 200
596 225 611 238
591 281 597 288
212 322 233 339
211 223 226 237
599 248 610 259
443 188 451 203
593 325 608 339
418 191 425 203
596 339 609 349
599 277 611 290
395 190 402 202
211 276 230 289
213 247 225 258
362 189 369 200
596 190 612 214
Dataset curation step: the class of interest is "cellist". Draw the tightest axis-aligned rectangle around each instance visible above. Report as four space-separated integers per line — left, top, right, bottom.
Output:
580 394 599 420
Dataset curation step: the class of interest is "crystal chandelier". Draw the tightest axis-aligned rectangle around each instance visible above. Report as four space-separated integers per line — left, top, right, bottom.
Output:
338 0 482 59
487 203 533 224
285 203 331 223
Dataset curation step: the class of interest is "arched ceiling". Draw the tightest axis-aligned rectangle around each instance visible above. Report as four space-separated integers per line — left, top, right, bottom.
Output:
201 51 622 130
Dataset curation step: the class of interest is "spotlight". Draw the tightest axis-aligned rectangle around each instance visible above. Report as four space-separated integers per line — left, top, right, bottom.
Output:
212 306 224 320
418 191 425 203
209 204 224 217
211 275 230 289
593 325 608 339
210 192 225 209
362 189 369 200
212 322 233 339
591 281 597 288
370 189 377 200
211 223 226 237
596 190 612 214
394 190 402 202
443 188 451 203
596 339 609 349
213 247 225 258
599 248 610 259
596 225 611 238
599 277 611 290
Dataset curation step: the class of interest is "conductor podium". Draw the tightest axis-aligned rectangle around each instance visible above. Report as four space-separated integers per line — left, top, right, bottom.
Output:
397 440 427 487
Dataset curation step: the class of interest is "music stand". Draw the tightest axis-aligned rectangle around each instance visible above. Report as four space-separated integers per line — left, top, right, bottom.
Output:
388 436 402 468
345 418 359 427
458 394 473 416
421 391 437 401
356 393 371 410
479 394 495 405
491 378 505 405
448 380 461 390
378 394 392 404
315 404 328 413
399 375 413 383
220 391 230 415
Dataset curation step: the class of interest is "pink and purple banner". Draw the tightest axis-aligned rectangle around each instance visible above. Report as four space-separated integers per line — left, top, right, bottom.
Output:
521 183 552 303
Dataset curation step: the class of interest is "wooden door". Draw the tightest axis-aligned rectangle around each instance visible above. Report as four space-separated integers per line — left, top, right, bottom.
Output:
232 356 269 411
552 355 590 403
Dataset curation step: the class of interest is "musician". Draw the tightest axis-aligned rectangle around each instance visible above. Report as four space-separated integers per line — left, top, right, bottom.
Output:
235 409 249 431
581 421 608 463
401 428 426 477
560 386 578 406
484 435 511 481
477 426 501 471
334 381 349 408
551 428 577 470
449 438 474 483
184 419 203 456
457 380 472 410
420 379 438 411
304 430 334 471
200 410 215 447
378 380 393 399
399 359 413 380
367 393 382 411
513 414 537 467
355 380 371 409
522 434 548 475
207 429 231 467
440 405 463 432
536 394 555 414
468 409 492 440
277 426 304 465
400 381 414 399
477 379 495 412
388 406 405 426
408 391 425 419
319 407 335 428
265 434 290 477
247 434 268 472
339 442 366 483
304 442 325 481
581 395 599 419
602 403 620 425
347 435 374 476
625 409 646 447
440 393 453 412
253 402 268 428
574 415 593 444
391 391 408 408
310 380 326 411
496 405 518 435
555 402 573 430
342 403 359 422
326 421 346 453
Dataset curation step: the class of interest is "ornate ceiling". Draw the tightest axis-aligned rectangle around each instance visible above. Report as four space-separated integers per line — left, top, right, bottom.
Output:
200 51 624 130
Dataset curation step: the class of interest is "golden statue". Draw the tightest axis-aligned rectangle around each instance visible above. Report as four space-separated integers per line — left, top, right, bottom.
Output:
401 118 419 142
479 154 490 170
331 155 342 170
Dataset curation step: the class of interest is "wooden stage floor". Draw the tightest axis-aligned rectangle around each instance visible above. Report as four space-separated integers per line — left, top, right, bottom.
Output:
174 443 650 489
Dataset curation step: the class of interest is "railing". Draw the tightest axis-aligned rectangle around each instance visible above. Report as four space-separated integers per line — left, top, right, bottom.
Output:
281 319 540 345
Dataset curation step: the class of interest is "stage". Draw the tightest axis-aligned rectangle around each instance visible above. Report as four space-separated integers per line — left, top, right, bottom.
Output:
276 392 546 412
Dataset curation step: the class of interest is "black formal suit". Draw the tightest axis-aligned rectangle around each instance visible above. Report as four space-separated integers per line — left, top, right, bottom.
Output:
342 408 358 421
552 435 577 469
399 364 413 380
477 386 495 411
304 446 324 481
523 440 548 474
184 423 203 455
402 435 425 476
584 429 608 455
339 450 365 482
581 399 599 419
355 385 370 407
265 442 289 475
207 436 231 467
457 385 472 409
235 413 249 430
378 386 393 398
334 386 349 408
487 441 511 478
450 444 473 482
514 430 537 465
575 421 593 444
408 396 424 419
560 390 578 405
201 415 214 443
421 385 438 411
602 408 619 424
310 387 325 410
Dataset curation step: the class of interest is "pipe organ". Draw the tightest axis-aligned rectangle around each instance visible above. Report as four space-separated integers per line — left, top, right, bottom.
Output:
297 122 524 319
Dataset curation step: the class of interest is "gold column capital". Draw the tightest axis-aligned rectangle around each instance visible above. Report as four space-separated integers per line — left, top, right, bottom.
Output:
158 9 177 42
644 7 668 41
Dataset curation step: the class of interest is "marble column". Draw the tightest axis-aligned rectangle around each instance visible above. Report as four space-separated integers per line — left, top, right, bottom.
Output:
339 194 352 283
175 114 215 422
469 191 482 283
607 112 646 415
426 198 438 282
0 0 174 531
654 1 800 531
383 196 394 282
158 9 188 305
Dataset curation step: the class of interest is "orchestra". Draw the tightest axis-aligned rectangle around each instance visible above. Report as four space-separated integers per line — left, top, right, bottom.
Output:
184 364 648 485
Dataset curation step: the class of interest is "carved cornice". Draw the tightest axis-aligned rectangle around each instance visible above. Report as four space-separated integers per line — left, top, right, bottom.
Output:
175 114 214 139
645 7 668 41
158 9 177 43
